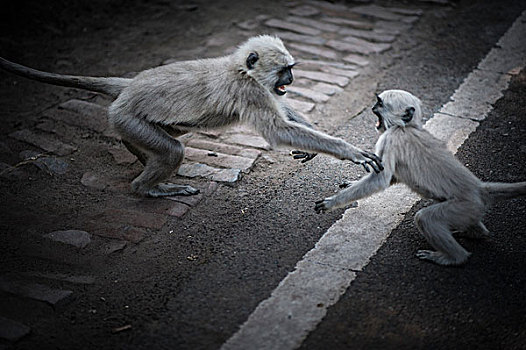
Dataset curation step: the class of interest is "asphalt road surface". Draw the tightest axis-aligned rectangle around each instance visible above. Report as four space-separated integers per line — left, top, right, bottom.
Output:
0 1 524 349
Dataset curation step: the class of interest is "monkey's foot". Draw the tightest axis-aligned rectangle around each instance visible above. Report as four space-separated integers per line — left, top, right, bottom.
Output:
147 183 200 197
416 250 470 266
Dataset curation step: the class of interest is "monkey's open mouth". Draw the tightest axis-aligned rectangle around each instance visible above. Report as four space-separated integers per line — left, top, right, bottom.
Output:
274 85 287 96
373 110 384 130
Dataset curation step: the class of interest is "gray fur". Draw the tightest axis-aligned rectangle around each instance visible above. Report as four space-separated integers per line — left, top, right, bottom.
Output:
1 35 382 197
315 89 526 266
0 57 131 98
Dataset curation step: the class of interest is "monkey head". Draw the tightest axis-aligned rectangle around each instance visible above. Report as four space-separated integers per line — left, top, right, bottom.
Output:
235 35 296 96
372 89 423 133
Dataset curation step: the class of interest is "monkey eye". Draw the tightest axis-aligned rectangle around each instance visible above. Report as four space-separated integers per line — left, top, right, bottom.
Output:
246 52 259 69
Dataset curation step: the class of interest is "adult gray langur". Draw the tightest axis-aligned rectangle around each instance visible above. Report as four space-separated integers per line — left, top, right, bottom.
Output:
0 35 382 197
315 89 526 266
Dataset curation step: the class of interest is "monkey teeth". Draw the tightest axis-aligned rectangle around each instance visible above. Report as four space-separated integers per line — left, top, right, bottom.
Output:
274 85 287 96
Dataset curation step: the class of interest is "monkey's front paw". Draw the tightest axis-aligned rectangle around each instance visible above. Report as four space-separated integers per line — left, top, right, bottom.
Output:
315 198 334 213
339 180 357 189
351 151 383 173
315 198 358 213
290 150 318 163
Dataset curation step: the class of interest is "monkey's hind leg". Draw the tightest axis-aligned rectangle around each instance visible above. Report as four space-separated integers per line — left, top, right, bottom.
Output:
122 139 147 165
414 200 481 266
114 117 199 197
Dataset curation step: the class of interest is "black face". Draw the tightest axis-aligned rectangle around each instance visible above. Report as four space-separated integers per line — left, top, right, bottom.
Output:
372 95 384 130
274 65 294 96
401 107 415 123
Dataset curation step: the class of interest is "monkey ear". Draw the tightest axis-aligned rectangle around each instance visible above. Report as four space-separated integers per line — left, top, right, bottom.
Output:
246 52 259 69
402 107 415 123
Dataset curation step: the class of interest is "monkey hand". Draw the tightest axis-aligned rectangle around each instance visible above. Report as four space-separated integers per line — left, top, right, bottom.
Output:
290 150 318 163
347 149 383 174
315 197 358 213
339 180 357 189
315 198 333 213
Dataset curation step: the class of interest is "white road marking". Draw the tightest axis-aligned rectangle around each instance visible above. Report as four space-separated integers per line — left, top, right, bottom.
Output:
221 10 526 350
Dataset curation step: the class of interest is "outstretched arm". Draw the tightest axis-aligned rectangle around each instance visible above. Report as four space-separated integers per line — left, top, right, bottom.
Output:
282 103 314 128
315 141 394 212
282 104 318 163
315 165 393 212
256 113 383 173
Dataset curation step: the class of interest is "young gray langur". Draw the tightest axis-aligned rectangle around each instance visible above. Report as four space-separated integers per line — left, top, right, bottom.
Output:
315 89 526 266
0 35 382 197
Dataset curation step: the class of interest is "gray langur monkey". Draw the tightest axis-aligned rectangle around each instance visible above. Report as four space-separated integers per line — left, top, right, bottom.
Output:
0 35 382 197
315 89 526 266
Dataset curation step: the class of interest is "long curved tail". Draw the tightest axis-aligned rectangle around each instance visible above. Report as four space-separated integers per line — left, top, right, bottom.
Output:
483 181 526 201
0 57 132 98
